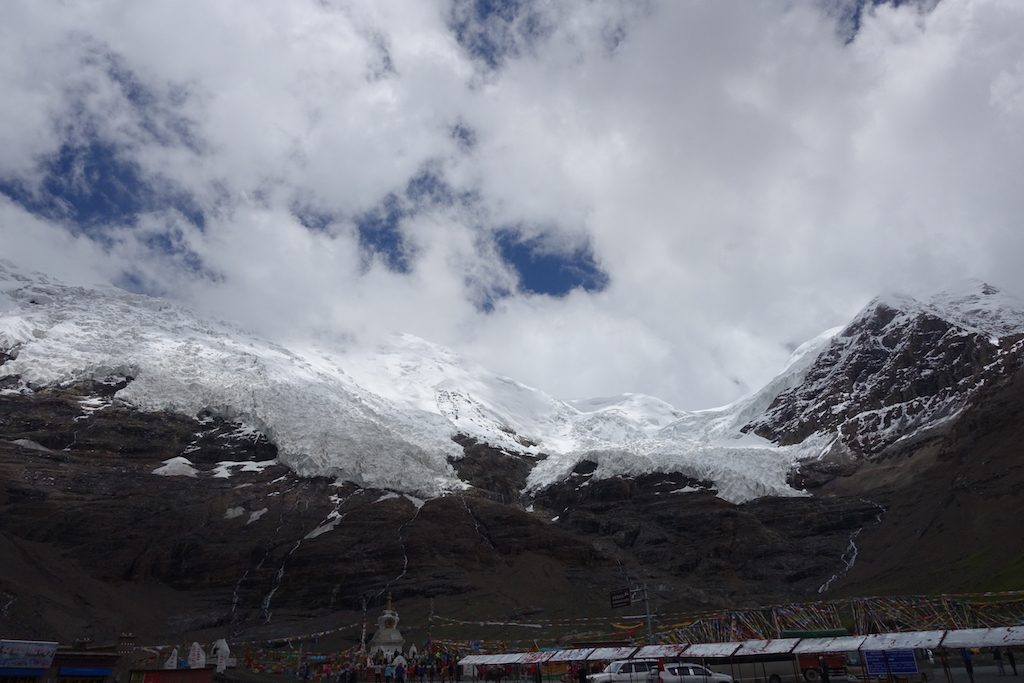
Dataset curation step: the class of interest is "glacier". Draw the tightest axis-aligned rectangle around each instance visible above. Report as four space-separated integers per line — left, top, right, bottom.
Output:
0 261 839 502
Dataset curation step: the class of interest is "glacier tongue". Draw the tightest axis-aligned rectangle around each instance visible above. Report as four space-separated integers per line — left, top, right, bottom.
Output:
0 262 835 503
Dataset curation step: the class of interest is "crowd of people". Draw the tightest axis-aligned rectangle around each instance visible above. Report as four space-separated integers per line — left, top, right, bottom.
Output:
244 646 466 683
362 649 463 683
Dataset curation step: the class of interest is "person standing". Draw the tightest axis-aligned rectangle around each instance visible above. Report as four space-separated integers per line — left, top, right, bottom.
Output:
962 649 975 683
1007 650 1018 676
938 649 953 683
996 649 1006 676
818 656 831 683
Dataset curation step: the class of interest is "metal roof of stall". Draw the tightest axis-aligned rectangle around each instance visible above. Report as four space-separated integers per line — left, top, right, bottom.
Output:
734 639 802 657
861 632 945 651
941 628 1024 648
793 636 867 654
548 649 596 662
633 645 690 659
682 643 741 658
588 647 639 661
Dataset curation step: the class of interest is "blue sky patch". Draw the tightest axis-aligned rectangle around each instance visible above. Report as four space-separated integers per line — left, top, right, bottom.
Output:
338 166 479 273
448 0 552 69
495 229 609 297
88 43 203 152
354 193 412 273
451 123 478 151
827 0 926 43
292 202 336 232
0 140 205 239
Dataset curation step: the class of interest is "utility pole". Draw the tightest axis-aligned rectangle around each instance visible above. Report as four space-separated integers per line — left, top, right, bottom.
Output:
620 583 656 644
360 594 368 655
641 584 654 644
428 598 435 644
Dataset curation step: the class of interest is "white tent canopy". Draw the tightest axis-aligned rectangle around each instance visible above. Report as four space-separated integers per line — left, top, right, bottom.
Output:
589 647 639 661
459 626 1024 670
548 649 596 662
634 645 689 659
520 652 557 664
793 636 867 654
683 643 741 658
734 639 802 656
861 632 945 651
941 628 1024 649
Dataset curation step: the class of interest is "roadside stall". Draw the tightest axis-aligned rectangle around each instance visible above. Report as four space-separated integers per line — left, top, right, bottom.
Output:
793 636 867 681
633 645 689 673
519 651 556 683
546 649 596 683
729 638 802 683
679 642 742 682
858 631 945 683
938 627 1024 683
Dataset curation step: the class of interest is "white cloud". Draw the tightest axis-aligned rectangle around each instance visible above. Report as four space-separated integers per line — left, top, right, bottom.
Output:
2 0 1023 408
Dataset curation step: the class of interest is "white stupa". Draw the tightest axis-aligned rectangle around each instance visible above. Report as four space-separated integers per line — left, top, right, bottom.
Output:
369 593 405 658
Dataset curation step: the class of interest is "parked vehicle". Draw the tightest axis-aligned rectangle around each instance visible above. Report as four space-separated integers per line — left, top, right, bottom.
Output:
798 654 846 681
658 663 734 683
588 660 659 683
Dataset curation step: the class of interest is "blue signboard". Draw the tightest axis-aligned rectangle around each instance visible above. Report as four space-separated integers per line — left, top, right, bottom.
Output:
864 650 919 676
0 640 59 669
59 667 114 677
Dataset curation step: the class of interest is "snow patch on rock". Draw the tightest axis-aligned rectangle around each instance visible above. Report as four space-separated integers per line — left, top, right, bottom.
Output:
212 460 278 479
247 508 269 524
154 457 199 477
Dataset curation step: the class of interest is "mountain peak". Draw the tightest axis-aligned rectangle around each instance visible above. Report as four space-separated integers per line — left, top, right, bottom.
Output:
850 280 1024 342
927 279 1024 340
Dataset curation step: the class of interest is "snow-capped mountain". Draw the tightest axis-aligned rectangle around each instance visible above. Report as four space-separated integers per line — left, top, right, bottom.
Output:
0 261 828 502
3 262 1023 503
747 282 1024 457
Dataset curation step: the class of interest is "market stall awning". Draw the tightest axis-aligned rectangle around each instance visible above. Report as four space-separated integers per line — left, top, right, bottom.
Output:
588 647 639 661
941 628 1024 649
793 636 867 654
548 649 596 662
734 639 802 657
633 645 689 659
861 632 945 651
682 643 741 658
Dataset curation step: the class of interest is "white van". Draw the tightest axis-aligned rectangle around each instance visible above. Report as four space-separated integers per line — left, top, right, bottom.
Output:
588 660 660 683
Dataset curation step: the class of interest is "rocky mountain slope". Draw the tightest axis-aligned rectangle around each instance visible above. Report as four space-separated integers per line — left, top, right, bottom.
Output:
2 264 1023 645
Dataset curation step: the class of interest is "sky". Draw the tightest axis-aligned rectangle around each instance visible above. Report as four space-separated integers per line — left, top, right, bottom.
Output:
2 0 1023 410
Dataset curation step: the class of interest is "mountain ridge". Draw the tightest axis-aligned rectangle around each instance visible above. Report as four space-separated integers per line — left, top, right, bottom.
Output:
3 262 1023 504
